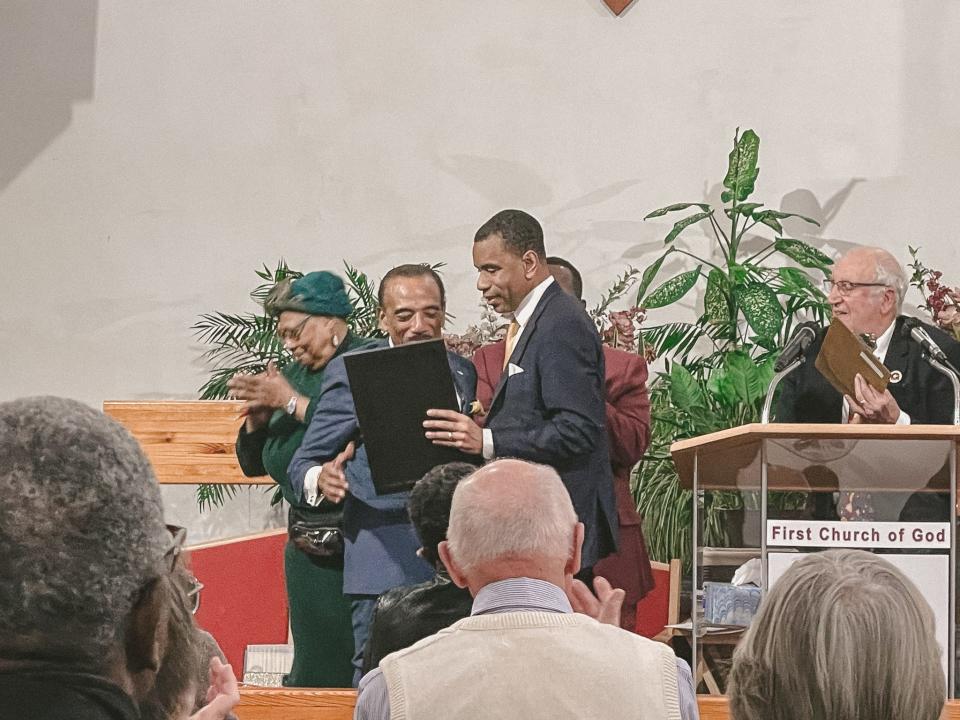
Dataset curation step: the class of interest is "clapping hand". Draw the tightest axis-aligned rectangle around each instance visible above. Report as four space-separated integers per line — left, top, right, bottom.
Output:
189 656 240 720
566 576 626 627
228 362 296 430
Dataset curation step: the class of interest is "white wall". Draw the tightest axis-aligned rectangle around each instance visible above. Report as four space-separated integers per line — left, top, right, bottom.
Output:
3 0 958 539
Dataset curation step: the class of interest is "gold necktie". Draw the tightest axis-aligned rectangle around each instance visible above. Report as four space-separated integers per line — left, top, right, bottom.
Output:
502 320 521 370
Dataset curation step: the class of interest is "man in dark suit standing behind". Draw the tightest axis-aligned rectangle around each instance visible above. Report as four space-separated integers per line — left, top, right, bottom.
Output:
424 210 617 573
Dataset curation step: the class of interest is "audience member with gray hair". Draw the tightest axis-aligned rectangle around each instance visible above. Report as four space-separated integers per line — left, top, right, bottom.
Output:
355 458 698 720
0 396 238 720
728 549 944 720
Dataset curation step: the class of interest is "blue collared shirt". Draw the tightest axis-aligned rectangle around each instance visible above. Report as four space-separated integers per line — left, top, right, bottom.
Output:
354 577 699 720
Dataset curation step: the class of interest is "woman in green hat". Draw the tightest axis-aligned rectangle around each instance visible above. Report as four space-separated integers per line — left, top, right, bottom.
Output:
229 271 372 687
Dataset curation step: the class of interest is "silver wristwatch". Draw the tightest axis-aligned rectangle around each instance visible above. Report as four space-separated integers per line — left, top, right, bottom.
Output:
285 395 298 416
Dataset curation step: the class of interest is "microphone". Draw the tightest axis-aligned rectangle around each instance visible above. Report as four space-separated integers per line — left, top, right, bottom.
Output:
901 317 950 364
774 322 819 372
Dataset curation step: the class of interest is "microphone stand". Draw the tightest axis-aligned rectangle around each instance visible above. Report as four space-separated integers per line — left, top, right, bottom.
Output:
927 355 960 426
761 356 804 424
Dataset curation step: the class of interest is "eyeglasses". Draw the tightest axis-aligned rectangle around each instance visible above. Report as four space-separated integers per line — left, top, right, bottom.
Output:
278 315 311 343
164 525 204 614
164 524 187 573
822 279 890 296
185 575 204 615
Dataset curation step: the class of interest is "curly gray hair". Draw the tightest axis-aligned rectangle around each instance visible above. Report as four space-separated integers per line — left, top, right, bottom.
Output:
0 396 167 663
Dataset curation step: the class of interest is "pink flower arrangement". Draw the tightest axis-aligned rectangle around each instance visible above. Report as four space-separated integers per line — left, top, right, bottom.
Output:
908 248 960 341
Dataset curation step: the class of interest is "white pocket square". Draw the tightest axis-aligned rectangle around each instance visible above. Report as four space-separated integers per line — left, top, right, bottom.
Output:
507 363 524 376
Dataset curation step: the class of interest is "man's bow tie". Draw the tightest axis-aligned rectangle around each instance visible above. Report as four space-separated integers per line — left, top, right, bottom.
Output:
859 332 877 350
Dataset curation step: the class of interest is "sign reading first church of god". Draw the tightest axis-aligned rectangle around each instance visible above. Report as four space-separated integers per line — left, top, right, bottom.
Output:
767 520 950 550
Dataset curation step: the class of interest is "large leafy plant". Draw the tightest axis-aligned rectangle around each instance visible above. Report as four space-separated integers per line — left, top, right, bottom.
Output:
191 260 385 509
631 129 833 568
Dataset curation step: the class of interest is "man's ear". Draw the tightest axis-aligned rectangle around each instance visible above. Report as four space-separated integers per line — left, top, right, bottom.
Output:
522 250 541 280
438 541 469 589
124 577 170 700
376 307 389 336
565 522 585 578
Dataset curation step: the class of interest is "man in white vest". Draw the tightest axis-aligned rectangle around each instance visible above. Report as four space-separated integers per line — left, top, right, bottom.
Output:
354 458 697 720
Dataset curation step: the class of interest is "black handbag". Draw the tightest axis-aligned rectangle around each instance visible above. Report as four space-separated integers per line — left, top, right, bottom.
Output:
288 505 344 558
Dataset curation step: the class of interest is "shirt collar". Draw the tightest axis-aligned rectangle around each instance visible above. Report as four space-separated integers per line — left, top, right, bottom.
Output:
873 318 897 361
509 276 554 329
471 576 572 616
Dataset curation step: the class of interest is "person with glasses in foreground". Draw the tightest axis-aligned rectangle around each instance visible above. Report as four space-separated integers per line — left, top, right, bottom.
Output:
728 549 944 720
0 396 239 720
230 270 371 688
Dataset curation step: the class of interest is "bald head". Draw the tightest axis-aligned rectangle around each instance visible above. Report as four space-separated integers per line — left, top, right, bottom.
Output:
828 246 907 336
840 246 907 306
441 459 581 590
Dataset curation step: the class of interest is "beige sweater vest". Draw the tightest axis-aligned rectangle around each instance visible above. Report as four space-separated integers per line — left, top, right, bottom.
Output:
380 611 682 720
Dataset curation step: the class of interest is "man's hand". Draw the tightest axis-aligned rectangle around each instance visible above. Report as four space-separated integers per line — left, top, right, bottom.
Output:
190 656 240 720
566 576 625 626
318 441 354 503
423 409 483 455
846 373 901 424
228 362 296 429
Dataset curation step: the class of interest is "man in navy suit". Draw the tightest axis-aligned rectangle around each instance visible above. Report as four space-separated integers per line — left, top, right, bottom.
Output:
424 210 617 573
289 264 477 686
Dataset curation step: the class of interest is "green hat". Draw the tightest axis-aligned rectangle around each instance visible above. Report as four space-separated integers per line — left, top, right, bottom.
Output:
263 271 354 318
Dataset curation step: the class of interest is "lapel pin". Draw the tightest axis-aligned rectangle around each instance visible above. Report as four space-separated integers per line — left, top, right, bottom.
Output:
889 370 902 384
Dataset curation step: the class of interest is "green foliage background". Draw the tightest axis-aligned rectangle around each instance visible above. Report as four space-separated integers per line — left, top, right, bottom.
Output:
633 129 832 569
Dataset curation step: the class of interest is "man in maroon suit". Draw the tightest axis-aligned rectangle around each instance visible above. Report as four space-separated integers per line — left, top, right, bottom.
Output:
472 256 655 630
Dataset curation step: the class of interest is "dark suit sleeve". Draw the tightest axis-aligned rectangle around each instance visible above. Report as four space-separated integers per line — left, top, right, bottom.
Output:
287 357 359 500
605 352 651 469
773 366 799 423
491 319 606 464
923 324 960 424
235 424 268 477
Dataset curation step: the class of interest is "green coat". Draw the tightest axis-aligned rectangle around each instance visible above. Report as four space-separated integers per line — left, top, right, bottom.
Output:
234 332 371 687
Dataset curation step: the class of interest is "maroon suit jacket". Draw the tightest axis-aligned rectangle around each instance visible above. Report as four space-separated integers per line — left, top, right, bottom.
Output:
472 341 654 624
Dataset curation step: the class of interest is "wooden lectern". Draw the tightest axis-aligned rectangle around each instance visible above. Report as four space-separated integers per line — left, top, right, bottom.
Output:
671 423 960 695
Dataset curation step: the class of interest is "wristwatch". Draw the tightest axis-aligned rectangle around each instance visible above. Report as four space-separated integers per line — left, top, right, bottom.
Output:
285 395 298 416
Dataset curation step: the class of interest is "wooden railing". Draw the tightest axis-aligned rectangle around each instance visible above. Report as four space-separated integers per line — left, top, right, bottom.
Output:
103 400 270 485
234 690 960 720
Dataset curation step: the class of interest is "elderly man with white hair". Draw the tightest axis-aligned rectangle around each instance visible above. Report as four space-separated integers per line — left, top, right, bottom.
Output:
775 246 960 520
354 458 697 720
777 245 960 426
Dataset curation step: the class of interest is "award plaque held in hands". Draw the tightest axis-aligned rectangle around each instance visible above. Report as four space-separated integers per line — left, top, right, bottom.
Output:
344 339 465 495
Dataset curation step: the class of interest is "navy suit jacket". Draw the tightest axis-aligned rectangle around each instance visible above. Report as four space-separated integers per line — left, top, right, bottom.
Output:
289 339 477 595
485 281 618 568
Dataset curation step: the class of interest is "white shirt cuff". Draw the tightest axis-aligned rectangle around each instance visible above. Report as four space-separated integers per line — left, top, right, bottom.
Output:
896 410 910 425
482 429 495 460
304 465 324 505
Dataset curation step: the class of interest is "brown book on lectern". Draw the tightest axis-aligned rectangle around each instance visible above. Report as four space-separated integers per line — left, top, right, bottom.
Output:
814 319 891 398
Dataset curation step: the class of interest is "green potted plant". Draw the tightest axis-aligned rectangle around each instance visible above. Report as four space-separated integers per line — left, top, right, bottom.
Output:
628 129 833 568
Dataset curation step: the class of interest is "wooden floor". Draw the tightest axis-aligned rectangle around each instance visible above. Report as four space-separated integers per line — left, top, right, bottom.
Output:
235 688 960 720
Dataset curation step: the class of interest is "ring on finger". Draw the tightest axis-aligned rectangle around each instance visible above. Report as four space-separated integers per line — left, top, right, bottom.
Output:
447 431 453 440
